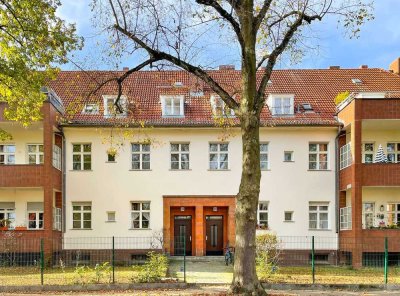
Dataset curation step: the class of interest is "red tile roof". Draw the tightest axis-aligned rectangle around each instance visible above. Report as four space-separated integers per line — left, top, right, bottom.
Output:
48 68 400 127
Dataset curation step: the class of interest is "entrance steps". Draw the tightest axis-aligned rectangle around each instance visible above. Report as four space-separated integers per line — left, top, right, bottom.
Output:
169 256 225 262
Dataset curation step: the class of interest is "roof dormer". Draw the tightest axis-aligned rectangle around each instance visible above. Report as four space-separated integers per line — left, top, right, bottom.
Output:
160 95 185 117
267 94 295 116
103 95 128 118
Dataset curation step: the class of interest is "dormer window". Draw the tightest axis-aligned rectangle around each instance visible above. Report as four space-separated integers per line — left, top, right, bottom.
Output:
268 94 294 116
210 95 235 117
82 104 99 115
161 95 184 117
103 95 127 118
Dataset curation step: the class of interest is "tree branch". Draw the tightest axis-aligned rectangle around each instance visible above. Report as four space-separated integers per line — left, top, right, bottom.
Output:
253 0 274 31
113 24 240 111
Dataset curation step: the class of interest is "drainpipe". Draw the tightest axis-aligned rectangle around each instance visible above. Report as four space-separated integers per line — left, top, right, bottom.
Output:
57 130 67 234
335 125 344 256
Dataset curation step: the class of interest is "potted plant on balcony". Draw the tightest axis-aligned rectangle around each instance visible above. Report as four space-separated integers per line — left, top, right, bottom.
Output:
256 223 269 230
0 218 11 231
15 224 27 231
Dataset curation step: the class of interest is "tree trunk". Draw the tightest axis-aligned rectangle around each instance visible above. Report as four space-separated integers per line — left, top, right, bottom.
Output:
231 113 265 295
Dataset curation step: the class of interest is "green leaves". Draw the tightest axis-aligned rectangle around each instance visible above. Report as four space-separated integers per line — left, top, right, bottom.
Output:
0 0 82 128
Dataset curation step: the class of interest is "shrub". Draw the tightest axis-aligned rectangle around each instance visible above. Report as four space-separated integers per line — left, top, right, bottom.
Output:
93 262 112 284
131 252 168 283
256 233 281 280
73 265 91 285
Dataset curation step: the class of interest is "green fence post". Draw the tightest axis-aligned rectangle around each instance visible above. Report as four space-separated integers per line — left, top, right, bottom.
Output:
183 234 186 283
384 237 388 285
311 236 315 284
112 236 115 284
40 238 44 285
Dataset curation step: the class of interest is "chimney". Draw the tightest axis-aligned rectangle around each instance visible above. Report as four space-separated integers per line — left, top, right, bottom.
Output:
123 67 129 71
329 66 340 69
389 57 400 75
219 65 235 71
360 65 368 69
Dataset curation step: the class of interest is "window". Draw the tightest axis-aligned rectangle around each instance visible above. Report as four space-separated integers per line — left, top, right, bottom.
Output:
210 95 235 117
209 143 229 170
107 211 116 222
107 153 116 162
27 202 44 230
284 151 294 162
72 203 92 229
27 144 44 164
340 142 352 169
131 202 150 229
103 96 127 117
284 211 293 222
309 203 329 230
53 145 62 170
0 144 15 165
53 207 62 231
387 203 400 226
82 103 99 114
260 143 269 170
131 143 150 170
161 96 184 117
387 143 400 163
0 202 15 229
170 143 189 170
363 203 375 229
258 202 268 227
309 143 328 170
268 95 294 115
362 143 374 163
72 144 91 170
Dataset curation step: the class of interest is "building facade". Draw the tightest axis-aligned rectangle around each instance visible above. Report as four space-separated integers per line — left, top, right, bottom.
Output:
1 59 400 263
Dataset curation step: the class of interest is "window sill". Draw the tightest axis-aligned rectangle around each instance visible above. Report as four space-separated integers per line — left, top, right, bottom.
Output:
129 169 152 171
69 170 93 172
308 229 332 231
105 161 117 164
307 169 331 172
105 221 116 223
70 228 93 230
169 169 192 171
261 169 271 171
129 228 152 230
283 160 295 163
283 220 295 223
208 169 231 171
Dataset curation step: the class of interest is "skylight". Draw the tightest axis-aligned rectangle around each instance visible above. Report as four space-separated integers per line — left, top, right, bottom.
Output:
351 78 362 84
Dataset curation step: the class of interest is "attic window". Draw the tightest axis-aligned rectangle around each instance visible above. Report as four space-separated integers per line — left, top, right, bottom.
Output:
267 94 294 116
210 95 235 117
302 103 313 111
161 95 184 117
351 78 363 85
103 95 127 118
173 82 183 87
82 104 99 114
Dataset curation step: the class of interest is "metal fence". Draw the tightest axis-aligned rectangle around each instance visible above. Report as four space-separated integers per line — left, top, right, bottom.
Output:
1 235 400 286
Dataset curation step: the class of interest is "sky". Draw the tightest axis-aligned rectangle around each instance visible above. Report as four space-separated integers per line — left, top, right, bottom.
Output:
58 0 400 71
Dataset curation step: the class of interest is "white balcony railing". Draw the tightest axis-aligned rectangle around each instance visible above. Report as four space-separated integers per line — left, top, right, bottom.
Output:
340 206 352 230
53 207 62 231
340 142 352 170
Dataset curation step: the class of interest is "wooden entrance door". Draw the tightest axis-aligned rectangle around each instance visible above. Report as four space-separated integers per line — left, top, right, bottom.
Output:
174 216 192 256
206 215 223 255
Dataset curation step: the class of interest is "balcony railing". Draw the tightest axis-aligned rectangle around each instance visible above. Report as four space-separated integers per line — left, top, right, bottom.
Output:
340 206 352 230
0 164 45 187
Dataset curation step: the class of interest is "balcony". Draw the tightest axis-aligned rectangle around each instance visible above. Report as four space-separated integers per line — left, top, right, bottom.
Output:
362 163 400 186
0 165 45 187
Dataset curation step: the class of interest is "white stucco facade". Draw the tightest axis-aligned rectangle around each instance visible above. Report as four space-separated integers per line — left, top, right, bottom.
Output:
63 126 338 248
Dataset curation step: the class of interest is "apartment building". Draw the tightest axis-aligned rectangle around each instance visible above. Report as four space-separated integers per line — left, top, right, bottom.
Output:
1 59 400 263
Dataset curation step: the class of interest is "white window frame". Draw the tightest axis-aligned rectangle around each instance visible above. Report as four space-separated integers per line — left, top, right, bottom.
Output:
82 103 99 114
309 202 329 230
53 207 62 231
131 202 150 229
284 151 294 162
362 142 374 164
27 144 44 165
340 142 352 169
387 203 400 226
72 203 92 229
0 144 16 165
210 95 235 117
103 95 127 117
27 210 44 230
284 211 294 222
260 143 269 170
170 143 190 170
0 206 16 229
209 143 229 170
387 143 400 163
267 94 294 116
258 202 269 227
53 145 62 170
161 95 184 117
131 143 150 170
106 211 116 222
72 143 92 171
309 143 329 170
362 202 375 229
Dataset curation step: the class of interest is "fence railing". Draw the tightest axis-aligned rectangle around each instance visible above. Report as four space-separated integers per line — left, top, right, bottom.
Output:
0 235 399 286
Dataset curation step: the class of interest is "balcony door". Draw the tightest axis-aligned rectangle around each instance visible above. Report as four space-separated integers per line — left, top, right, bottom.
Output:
362 202 375 229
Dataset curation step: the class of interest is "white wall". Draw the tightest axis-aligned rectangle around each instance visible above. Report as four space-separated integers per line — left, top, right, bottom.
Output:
63 126 338 245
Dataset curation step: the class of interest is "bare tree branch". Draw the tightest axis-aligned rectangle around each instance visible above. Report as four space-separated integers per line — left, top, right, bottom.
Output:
253 0 274 31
